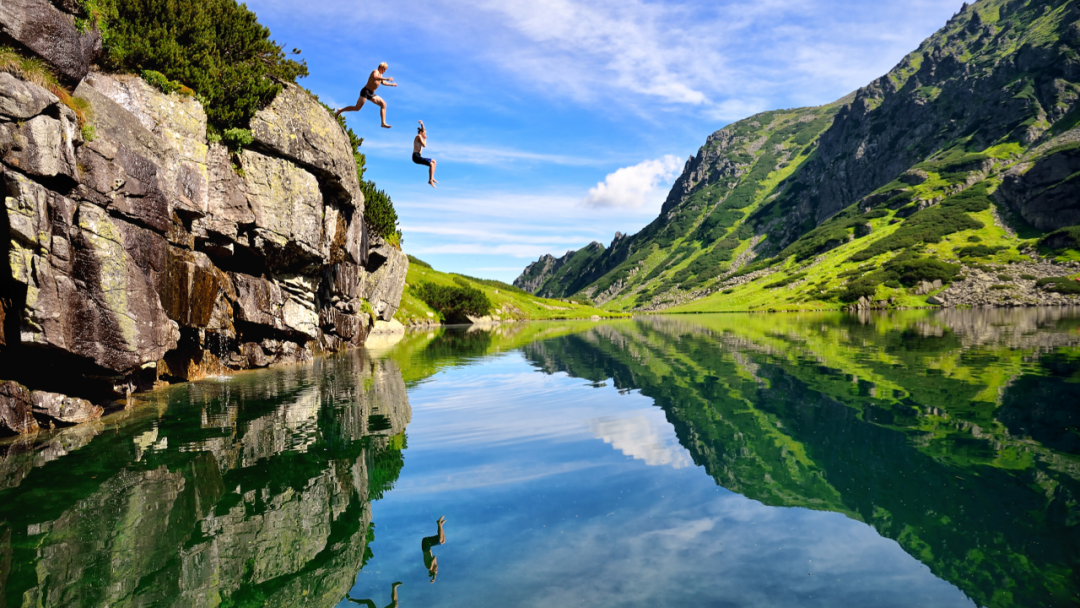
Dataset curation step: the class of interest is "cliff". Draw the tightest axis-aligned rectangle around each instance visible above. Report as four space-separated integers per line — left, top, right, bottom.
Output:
516 0 1080 312
0 1 408 435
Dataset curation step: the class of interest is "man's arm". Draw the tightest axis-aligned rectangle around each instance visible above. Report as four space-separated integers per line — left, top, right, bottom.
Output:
374 73 398 86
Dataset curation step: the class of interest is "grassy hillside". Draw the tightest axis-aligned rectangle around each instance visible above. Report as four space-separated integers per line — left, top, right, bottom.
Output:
516 0 1080 312
394 256 622 325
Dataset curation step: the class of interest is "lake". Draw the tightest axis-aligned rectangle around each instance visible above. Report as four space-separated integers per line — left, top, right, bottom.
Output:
1 309 1078 608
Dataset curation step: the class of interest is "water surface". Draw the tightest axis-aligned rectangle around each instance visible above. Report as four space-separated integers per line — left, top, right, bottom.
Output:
1 309 1078 607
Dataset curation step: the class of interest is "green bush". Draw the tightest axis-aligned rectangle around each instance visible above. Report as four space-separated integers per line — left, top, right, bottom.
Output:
957 245 1005 258
1036 277 1080 295
1020 274 1038 281
884 280 902 288
360 180 401 244
94 0 309 131
221 127 253 148
407 255 432 269
415 282 492 322
765 272 807 289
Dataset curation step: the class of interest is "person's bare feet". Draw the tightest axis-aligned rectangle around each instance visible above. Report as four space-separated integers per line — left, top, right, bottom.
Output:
381 123 392 129
392 582 403 587
437 516 446 524
429 180 437 188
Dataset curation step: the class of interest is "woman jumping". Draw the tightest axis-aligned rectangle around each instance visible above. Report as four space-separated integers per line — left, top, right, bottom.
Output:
413 120 438 188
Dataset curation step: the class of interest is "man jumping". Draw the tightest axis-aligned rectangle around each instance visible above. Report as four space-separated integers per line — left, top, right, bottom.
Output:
413 120 438 188
336 62 397 128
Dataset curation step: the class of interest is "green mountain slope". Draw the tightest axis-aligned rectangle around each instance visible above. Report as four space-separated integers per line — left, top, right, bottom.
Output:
394 256 620 325
516 0 1080 312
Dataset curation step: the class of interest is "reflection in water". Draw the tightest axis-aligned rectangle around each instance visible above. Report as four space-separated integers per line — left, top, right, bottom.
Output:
1 308 1078 607
589 415 693 468
520 308 1080 608
422 516 447 582
0 350 410 608
347 581 402 608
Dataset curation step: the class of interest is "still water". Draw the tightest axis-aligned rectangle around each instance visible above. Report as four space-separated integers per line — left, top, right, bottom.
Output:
1 309 1078 607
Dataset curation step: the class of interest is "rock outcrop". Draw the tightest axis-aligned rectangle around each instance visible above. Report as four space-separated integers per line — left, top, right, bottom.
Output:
0 66 406 433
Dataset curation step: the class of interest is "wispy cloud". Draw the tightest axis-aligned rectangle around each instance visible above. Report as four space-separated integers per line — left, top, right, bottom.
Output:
582 155 682 210
362 139 604 166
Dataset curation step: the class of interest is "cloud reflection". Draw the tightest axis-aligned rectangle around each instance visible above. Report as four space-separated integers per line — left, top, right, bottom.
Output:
589 413 693 469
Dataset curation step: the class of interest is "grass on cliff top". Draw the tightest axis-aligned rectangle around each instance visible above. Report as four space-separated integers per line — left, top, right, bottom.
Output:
395 258 623 325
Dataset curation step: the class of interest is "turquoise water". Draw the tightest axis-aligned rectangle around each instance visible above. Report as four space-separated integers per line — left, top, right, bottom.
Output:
1 309 1078 607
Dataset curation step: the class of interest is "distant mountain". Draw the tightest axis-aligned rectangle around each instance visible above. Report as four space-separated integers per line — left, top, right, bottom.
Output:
516 0 1080 312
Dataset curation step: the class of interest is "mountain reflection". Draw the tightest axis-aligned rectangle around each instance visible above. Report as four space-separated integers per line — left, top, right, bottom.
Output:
520 309 1080 608
0 350 411 608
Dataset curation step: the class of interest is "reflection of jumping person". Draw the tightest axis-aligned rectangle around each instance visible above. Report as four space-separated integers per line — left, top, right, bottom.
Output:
335 62 396 128
413 120 437 188
347 582 402 608
422 516 446 582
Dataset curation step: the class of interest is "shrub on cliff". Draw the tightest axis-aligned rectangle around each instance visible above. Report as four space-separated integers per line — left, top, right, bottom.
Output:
415 282 492 323
88 0 308 131
360 180 402 246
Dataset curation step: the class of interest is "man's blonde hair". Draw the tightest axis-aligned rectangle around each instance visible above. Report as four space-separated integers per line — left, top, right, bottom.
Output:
378 62 388 70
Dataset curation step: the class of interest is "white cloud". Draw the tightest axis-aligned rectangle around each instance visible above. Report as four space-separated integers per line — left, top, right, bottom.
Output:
581 155 682 210
589 414 693 469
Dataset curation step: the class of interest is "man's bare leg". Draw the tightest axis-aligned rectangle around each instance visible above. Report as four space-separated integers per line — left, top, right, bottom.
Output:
436 516 446 543
374 97 391 128
428 159 437 188
389 582 402 608
335 95 367 118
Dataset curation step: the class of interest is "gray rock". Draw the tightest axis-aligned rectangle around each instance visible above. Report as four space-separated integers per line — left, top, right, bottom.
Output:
361 238 409 321
0 381 38 435
998 146 1080 231
240 149 326 269
899 168 929 185
5 172 180 373
230 272 318 340
31 390 103 424
0 71 58 118
250 83 363 209
0 113 79 179
0 0 101 82
927 295 945 305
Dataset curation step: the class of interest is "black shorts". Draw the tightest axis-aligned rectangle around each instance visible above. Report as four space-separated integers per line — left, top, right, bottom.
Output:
412 152 433 166
360 88 376 101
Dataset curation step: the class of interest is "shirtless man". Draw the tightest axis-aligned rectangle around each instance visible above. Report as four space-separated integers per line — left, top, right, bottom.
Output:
413 120 438 188
335 62 397 128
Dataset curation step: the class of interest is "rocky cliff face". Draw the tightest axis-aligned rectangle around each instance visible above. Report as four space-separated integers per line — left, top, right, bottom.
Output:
0 25 407 434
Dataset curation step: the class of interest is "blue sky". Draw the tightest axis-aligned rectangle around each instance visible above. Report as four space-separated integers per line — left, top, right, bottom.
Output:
245 0 965 283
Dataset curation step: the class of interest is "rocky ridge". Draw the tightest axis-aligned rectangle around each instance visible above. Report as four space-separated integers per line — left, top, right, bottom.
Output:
0 2 407 436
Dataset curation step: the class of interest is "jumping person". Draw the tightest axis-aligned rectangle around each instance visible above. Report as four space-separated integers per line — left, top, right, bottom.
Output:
413 120 438 188
421 516 446 582
347 582 402 608
335 62 397 128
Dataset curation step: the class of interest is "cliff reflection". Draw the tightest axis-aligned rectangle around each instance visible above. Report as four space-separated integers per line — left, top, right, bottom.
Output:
521 309 1080 608
0 350 411 608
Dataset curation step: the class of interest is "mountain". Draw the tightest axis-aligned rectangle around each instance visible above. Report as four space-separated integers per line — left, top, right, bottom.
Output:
516 0 1080 312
